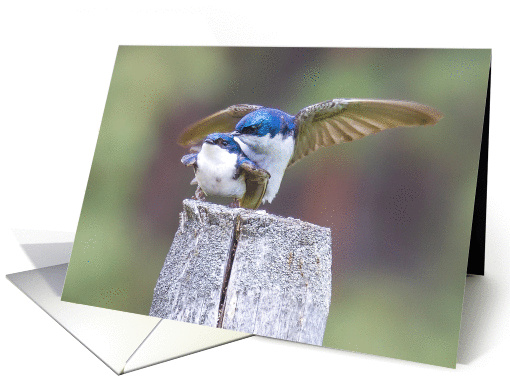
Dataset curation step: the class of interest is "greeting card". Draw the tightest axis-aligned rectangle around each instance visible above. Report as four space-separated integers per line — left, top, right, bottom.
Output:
61 46 490 368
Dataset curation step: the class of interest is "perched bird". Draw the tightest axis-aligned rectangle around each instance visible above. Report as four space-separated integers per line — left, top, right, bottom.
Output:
179 99 443 206
181 133 270 209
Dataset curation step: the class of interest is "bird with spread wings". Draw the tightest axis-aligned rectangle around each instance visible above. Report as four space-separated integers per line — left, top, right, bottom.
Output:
178 99 443 209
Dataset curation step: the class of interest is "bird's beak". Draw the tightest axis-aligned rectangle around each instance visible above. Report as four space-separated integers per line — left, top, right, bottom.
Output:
204 137 214 144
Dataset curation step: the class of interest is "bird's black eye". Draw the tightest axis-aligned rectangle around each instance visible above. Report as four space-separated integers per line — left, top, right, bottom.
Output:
217 138 227 146
243 125 256 134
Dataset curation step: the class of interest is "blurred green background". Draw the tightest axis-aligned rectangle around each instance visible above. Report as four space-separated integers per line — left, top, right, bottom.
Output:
61 47 490 367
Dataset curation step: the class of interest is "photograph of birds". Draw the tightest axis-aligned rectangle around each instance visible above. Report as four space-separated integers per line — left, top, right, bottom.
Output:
179 98 443 209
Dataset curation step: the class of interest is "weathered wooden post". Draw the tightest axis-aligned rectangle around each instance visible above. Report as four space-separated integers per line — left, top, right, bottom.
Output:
150 199 332 346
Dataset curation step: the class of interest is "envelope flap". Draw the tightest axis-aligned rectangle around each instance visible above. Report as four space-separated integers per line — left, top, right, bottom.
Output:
7 264 160 374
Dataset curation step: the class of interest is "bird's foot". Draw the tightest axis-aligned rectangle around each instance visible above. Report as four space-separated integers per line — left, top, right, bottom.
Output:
228 198 240 208
192 186 206 201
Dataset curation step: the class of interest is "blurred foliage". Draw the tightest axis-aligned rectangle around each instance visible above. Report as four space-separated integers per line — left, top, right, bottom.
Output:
61 47 490 367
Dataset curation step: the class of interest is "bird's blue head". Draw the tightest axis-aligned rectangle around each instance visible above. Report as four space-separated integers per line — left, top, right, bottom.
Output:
233 108 295 139
204 133 242 154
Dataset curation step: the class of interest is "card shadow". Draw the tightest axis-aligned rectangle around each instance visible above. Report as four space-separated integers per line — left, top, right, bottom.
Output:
467 66 490 275
20 242 73 268
456 275 496 364
17 242 72 296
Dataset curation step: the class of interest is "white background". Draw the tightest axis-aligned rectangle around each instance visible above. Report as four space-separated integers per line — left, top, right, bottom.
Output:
1 1 508 380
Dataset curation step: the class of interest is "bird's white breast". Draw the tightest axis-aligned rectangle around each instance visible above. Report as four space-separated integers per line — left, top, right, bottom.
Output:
195 144 246 198
235 133 294 203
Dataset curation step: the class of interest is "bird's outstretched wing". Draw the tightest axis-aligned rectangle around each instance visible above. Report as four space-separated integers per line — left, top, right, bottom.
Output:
178 104 264 146
290 99 443 166
238 159 271 210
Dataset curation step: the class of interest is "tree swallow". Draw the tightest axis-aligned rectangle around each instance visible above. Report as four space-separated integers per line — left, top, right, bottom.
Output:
181 133 270 209
179 99 443 205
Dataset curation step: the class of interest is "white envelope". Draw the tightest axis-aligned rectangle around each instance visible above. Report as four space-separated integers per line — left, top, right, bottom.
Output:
6 231 250 375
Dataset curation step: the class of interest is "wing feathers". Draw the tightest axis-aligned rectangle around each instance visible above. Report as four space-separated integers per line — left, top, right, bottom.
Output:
339 119 363 141
346 115 385 134
331 120 353 142
290 99 443 166
178 104 263 146
324 121 343 144
181 153 197 167
239 161 270 209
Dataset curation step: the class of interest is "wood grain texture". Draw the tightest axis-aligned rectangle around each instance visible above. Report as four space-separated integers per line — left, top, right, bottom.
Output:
149 200 238 326
150 199 332 345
